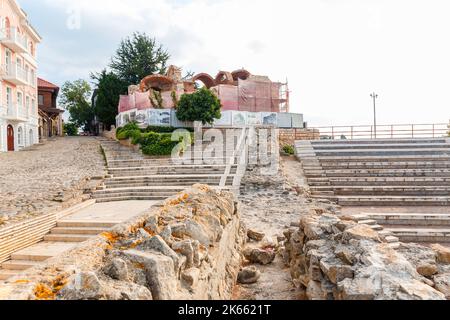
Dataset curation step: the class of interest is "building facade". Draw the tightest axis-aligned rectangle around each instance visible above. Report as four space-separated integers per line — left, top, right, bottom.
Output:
38 78 63 140
0 0 41 152
116 66 304 129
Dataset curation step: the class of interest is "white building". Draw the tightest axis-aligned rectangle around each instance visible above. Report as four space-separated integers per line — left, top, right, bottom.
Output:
0 0 41 152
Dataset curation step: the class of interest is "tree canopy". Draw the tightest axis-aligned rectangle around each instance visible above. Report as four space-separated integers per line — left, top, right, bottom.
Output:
176 88 222 125
110 32 170 85
91 70 128 130
59 79 94 132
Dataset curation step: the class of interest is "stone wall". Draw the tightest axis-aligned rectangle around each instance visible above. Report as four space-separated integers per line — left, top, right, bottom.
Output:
0 185 245 300
284 212 450 300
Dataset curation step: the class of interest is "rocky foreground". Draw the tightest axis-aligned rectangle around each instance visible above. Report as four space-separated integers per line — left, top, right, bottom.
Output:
285 212 450 299
0 185 244 300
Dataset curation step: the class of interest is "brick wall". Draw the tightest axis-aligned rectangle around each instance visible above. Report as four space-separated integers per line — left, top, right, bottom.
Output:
279 128 320 146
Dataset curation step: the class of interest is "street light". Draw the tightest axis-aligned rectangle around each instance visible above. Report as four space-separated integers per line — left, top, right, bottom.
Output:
370 92 378 139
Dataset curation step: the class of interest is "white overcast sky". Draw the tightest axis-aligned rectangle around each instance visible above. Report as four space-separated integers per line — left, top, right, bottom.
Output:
20 0 450 126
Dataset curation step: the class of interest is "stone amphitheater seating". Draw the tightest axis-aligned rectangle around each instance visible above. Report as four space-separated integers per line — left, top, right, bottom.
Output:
296 138 450 206
296 137 450 245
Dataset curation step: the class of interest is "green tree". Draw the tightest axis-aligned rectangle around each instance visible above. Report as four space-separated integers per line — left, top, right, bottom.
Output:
91 70 128 129
59 79 94 132
176 88 222 125
63 122 79 136
110 32 170 84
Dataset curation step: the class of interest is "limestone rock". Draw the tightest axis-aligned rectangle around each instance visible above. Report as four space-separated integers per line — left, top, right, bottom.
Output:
244 248 276 265
110 283 153 300
417 263 438 278
247 229 265 242
319 260 354 284
432 244 450 264
145 216 160 234
172 240 195 268
343 225 380 242
123 250 178 300
103 258 129 281
237 266 261 284
185 220 211 247
137 236 180 272
58 272 104 300
433 273 450 299
306 281 325 300
181 268 200 289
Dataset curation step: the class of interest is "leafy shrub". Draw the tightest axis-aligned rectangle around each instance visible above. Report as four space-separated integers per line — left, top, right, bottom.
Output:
283 145 295 155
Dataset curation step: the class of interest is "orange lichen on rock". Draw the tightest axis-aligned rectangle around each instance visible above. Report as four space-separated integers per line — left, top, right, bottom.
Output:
14 279 30 284
166 193 189 206
101 232 121 244
34 283 56 300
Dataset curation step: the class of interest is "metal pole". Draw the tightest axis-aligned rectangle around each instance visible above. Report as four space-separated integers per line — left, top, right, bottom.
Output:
371 92 378 139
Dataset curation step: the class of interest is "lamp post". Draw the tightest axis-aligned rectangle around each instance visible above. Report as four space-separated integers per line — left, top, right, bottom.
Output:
370 92 378 139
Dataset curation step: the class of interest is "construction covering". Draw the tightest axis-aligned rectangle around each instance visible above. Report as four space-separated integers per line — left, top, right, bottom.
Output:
237 79 282 113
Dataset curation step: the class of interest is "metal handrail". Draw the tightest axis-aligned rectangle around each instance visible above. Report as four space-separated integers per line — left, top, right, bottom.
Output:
309 123 449 140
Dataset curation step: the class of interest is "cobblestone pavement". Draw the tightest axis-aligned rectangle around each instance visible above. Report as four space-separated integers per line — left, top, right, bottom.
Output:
0 137 105 227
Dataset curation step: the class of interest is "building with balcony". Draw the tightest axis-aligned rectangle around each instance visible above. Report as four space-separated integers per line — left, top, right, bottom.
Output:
0 0 41 152
38 77 64 140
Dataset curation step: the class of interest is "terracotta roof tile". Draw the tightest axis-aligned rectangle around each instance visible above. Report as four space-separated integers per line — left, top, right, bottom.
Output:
38 78 59 90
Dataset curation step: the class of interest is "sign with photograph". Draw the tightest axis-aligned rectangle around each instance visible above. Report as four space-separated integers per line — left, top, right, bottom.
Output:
148 109 171 126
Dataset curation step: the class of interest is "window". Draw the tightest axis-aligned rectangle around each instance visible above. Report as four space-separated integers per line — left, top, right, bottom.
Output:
38 94 44 106
31 69 35 86
32 99 36 114
26 96 30 116
29 129 34 145
18 127 23 145
6 87 12 107
25 65 29 83
17 92 23 107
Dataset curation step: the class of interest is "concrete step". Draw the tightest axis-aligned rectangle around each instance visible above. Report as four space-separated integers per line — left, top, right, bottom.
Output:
310 185 450 196
1 260 41 271
313 148 450 157
362 213 450 226
331 196 450 206
11 242 79 262
312 143 450 150
320 162 450 170
94 196 169 203
309 138 448 145
43 234 92 243
56 221 117 228
50 227 110 235
386 227 450 243
318 155 450 162
313 168 450 178
320 177 450 186
93 192 176 200
0 269 22 281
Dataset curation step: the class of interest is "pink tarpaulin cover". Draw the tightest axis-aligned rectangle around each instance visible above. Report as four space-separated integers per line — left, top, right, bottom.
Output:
119 95 134 113
218 85 239 111
135 92 151 110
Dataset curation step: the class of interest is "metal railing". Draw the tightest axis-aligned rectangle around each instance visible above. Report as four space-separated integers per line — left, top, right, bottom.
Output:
309 123 449 140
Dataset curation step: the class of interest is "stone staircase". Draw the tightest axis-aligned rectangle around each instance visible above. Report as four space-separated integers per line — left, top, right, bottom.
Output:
349 212 450 245
0 219 115 280
296 138 450 206
94 133 247 203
